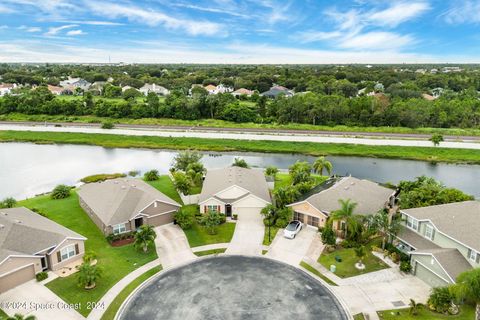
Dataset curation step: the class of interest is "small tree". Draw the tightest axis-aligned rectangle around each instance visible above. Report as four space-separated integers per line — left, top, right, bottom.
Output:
82 251 97 264
174 208 195 229
451 268 480 320
0 197 17 208
173 171 193 195
201 210 223 235
354 245 366 265
313 156 333 176
409 299 424 316
143 169 159 181
430 134 444 147
101 121 114 129
321 224 336 246
172 151 203 171
232 157 249 168
428 287 454 314
134 225 157 253
50 185 71 199
331 199 358 240
265 166 279 179
77 262 102 289
260 204 276 226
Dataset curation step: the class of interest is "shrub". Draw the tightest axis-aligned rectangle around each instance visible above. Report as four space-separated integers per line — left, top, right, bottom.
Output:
143 169 160 181
428 287 454 314
101 121 114 129
390 252 400 263
400 261 412 273
200 210 223 235
50 184 71 199
128 170 140 177
36 272 48 282
321 225 336 246
80 173 126 183
233 214 238 220
275 218 288 228
174 208 195 229
232 157 249 168
83 251 97 264
0 197 17 208
31 207 47 217
340 240 357 248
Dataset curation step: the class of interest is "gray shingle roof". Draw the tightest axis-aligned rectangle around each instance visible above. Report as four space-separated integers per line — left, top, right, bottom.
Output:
401 201 480 252
412 248 473 281
397 226 440 250
77 178 181 226
199 167 271 203
299 176 394 215
0 207 85 262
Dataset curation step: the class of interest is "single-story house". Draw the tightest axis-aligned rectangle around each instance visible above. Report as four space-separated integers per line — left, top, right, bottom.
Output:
287 176 397 230
232 88 254 97
396 201 480 287
139 83 170 96
0 207 86 293
199 167 271 217
0 83 17 96
47 85 64 95
59 77 91 91
78 178 181 235
260 85 294 98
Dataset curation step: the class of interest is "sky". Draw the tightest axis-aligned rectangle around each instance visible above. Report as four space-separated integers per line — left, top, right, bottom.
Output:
0 0 479 64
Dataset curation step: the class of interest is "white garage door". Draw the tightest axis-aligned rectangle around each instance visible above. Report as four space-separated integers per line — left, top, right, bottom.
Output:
234 207 263 217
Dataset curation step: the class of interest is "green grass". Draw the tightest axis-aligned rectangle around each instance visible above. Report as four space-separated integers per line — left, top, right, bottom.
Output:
80 173 126 183
2 130 480 164
318 239 389 278
262 250 268 255
189 185 202 195
100 265 162 320
19 192 157 317
353 313 366 320
145 175 183 204
262 225 280 246
194 248 227 256
4 112 480 137
377 305 475 320
0 309 8 318
299 261 338 286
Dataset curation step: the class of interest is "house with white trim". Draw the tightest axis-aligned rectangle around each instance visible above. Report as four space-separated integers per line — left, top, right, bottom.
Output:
0 207 86 293
396 201 480 287
198 167 271 217
78 178 181 235
139 83 170 96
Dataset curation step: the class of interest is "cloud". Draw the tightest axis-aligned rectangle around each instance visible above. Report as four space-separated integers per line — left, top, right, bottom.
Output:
58 20 124 26
85 1 222 36
0 25 8 30
444 0 480 24
44 24 77 36
368 2 430 27
66 29 86 36
173 3 250 18
26 27 42 32
338 32 415 50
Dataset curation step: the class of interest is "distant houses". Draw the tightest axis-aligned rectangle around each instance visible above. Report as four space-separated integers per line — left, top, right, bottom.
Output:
59 77 91 92
260 85 294 98
139 83 170 96
47 85 64 95
190 83 234 95
0 83 17 96
232 88 255 97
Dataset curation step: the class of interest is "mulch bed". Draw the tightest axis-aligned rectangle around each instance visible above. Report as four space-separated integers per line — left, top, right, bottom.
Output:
110 237 135 247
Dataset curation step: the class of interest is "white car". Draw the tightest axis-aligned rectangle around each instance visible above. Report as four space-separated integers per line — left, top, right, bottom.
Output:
283 220 303 239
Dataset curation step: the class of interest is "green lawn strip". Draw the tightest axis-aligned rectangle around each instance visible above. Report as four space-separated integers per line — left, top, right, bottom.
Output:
299 261 338 286
262 250 268 255
80 173 126 183
19 192 157 317
262 225 279 246
183 221 236 247
100 265 162 320
377 304 475 320
3 112 480 137
194 248 227 256
2 130 478 164
146 175 183 204
353 313 366 320
0 309 8 318
318 240 389 278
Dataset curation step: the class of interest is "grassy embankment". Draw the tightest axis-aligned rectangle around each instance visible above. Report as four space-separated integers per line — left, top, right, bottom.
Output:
2 130 479 164
2 112 480 136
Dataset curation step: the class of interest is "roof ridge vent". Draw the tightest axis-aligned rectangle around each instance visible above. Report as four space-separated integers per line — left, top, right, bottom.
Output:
15 219 22 224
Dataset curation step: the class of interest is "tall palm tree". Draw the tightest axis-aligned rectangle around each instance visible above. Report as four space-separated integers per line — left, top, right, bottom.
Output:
77 262 102 289
331 199 358 240
313 157 333 176
372 210 401 249
451 268 480 320
134 224 157 253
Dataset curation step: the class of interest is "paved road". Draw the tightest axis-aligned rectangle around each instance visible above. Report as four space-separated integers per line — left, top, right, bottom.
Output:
1 120 480 142
2 123 480 150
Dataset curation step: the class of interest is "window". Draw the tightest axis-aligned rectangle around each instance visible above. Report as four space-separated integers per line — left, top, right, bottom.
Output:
113 223 127 234
406 216 418 231
206 205 220 213
469 249 477 262
60 245 76 261
425 224 434 240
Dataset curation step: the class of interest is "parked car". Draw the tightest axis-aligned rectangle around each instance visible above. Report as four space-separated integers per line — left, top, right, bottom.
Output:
283 220 303 239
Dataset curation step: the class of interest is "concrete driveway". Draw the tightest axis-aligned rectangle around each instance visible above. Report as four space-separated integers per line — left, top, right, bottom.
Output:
0 279 84 320
267 227 317 266
155 224 196 268
225 210 264 256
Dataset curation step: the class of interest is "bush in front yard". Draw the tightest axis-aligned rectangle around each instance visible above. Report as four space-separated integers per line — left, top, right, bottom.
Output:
400 261 412 273
427 287 455 314
200 210 223 235
143 169 160 181
175 208 195 229
36 272 48 282
50 184 71 199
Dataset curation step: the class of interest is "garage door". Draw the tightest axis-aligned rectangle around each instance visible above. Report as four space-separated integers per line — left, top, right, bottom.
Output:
147 212 174 227
0 265 35 294
234 207 262 217
414 262 449 288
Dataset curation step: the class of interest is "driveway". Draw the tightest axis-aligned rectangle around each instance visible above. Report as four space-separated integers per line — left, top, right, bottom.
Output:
0 279 84 320
266 227 317 266
155 224 196 269
225 210 264 256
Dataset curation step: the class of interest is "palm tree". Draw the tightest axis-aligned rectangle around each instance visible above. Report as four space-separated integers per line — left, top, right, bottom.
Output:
451 268 480 320
331 199 358 240
6 314 36 320
372 210 401 250
77 262 102 289
313 156 333 176
134 224 157 253
354 245 366 266
409 299 424 316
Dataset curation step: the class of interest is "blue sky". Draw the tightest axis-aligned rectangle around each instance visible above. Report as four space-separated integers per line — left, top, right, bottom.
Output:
0 0 479 63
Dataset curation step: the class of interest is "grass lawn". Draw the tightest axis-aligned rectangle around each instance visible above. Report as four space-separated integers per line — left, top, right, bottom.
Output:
146 175 183 204
353 313 366 320
377 305 475 320
263 225 280 246
184 221 236 247
318 239 389 278
19 192 158 317
299 261 338 286
194 248 226 256
100 265 162 320
2 131 480 164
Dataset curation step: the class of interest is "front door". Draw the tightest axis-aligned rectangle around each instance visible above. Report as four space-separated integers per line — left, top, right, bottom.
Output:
225 204 232 217
40 256 48 271
135 218 144 229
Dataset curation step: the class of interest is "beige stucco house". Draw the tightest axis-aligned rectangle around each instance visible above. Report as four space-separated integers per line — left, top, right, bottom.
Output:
199 167 271 217
287 176 397 230
78 178 181 235
0 207 86 294
396 201 480 287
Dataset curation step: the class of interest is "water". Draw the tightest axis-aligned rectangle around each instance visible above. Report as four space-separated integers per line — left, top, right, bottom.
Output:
1 142 479 199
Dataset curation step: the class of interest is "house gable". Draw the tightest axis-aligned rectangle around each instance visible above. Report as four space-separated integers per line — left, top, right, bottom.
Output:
216 185 249 200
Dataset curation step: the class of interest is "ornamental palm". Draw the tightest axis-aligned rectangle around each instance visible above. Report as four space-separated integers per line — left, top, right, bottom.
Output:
451 268 480 320
134 224 157 253
331 199 358 240
77 262 102 289
372 210 401 249
313 156 333 176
